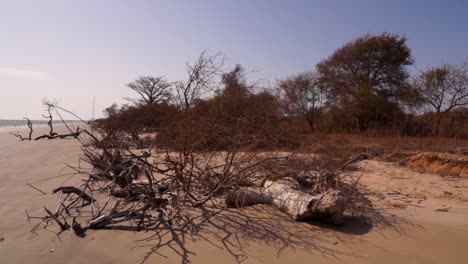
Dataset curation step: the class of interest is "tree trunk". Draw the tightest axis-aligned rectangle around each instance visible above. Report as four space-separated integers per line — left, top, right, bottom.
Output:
358 118 368 132
433 112 442 136
306 114 315 131
226 181 347 225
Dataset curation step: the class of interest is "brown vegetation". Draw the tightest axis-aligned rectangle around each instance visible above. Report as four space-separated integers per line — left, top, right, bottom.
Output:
98 34 468 140
19 33 468 263
23 51 382 263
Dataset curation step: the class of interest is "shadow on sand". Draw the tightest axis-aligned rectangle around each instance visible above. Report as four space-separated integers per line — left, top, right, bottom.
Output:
305 216 373 235
94 201 410 264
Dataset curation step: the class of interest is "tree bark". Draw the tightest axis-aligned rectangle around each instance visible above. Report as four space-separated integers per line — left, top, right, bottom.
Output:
433 112 443 136
305 111 315 131
226 180 347 225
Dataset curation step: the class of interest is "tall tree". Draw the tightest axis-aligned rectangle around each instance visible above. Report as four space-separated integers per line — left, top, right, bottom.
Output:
414 63 468 136
317 33 413 131
126 76 172 105
278 72 323 131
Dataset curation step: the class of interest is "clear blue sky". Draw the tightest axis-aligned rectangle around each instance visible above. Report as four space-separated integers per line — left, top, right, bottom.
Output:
1 0 467 119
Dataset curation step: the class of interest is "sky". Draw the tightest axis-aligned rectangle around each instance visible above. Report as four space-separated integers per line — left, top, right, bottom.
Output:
1 0 467 119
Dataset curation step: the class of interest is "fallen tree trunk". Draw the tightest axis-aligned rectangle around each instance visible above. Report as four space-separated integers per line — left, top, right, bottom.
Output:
35 132 80 140
226 180 347 225
35 127 80 140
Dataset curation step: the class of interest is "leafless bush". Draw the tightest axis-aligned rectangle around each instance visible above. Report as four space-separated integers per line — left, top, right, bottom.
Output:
25 52 387 264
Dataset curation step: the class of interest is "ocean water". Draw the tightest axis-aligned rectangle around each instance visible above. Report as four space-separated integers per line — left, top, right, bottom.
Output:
0 119 76 129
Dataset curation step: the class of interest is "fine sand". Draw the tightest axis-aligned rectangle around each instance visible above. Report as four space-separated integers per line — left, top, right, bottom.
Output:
1 125 468 264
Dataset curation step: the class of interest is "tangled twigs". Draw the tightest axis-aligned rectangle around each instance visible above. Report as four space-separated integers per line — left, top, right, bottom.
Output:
44 207 70 231
72 217 85 235
42 104 58 137
10 100 82 141
53 186 95 203
22 54 378 263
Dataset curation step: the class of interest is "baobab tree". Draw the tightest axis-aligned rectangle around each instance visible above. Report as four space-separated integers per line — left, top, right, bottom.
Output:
126 76 172 105
414 62 468 136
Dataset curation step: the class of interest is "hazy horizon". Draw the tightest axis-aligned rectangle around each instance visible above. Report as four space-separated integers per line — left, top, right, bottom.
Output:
1 0 467 119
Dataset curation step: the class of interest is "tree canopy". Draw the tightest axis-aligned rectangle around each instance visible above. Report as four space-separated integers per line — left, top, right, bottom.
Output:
317 33 414 131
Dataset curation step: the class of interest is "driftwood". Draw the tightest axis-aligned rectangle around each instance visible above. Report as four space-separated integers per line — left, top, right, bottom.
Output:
226 180 347 225
72 217 85 235
52 186 95 203
10 116 80 141
42 107 58 137
87 201 122 229
26 183 46 195
44 207 70 231
10 118 33 141
35 127 81 140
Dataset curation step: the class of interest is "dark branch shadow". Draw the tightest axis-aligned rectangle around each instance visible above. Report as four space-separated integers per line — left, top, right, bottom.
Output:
96 201 411 264
304 216 373 235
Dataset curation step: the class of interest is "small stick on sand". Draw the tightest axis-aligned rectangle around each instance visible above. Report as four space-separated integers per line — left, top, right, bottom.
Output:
44 207 70 231
26 183 47 195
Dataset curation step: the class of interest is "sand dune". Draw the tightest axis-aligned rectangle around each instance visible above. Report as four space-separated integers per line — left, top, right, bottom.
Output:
1 126 468 263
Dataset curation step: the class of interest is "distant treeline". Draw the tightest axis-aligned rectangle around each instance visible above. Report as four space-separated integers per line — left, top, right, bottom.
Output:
97 33 468 146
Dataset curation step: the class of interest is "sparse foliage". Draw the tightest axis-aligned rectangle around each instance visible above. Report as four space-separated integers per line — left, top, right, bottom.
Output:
414 62 468 136
126 76 172 105
278 72 323 131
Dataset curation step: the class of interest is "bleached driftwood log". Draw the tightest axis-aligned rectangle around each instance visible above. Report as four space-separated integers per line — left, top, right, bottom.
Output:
226 180 347 225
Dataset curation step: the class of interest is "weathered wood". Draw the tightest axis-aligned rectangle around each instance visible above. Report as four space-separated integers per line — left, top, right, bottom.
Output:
42 107 57 137
44 207 70 231
226 180 347 225
34 132 80 140
10 117 34 141
53 186 95 203
35 127 80 140
26 183 46 195
72 217 86 235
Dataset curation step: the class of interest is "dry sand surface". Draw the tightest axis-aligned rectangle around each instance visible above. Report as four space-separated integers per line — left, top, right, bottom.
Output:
1 125 468 263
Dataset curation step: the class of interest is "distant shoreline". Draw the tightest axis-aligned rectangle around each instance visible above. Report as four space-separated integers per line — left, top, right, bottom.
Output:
0 119 81 128
0 120 83 133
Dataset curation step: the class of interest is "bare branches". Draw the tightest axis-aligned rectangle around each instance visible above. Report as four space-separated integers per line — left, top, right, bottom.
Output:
44 206 70 231
278 71 324 131
52 186 95 203
414 63 468 135
175 51 225 110
25 118 33 140
23 51 378 263
41 104 57 137
10 100 84 142
10 132 26 141
10 117 33 141
34 126 81 140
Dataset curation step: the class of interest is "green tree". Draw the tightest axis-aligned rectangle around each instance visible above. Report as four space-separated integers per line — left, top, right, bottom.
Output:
317 33 413 131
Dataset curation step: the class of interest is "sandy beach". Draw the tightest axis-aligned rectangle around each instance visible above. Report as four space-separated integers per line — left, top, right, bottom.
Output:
0 125 467 263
